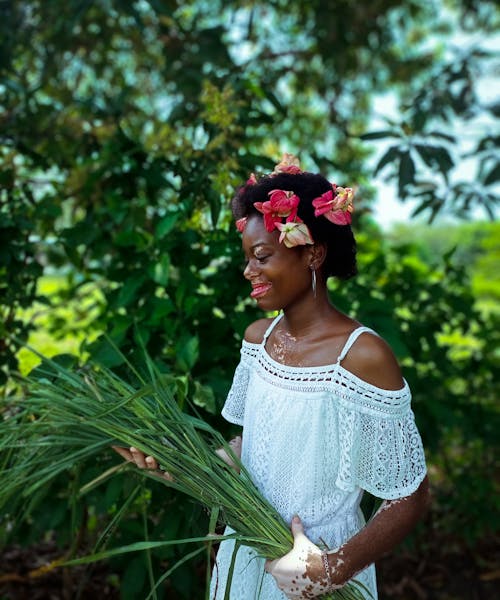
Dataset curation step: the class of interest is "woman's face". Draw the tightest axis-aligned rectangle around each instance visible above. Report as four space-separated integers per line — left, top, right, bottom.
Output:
241 215 312 311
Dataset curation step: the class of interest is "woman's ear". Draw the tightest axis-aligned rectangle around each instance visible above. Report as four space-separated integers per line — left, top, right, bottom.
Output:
309 243 327 270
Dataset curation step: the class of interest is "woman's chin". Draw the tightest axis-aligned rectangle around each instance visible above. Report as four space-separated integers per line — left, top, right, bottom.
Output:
254 297 282 312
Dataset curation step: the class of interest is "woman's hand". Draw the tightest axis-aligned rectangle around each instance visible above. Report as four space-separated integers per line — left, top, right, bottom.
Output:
112 446 173 481
214 435 242 472
265 516 342 599
113 435 243 480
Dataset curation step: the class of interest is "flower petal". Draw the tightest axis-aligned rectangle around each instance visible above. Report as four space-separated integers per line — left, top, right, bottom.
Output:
264 214 279 232
272 153 302 175
312 184 354 225
235 217 247 232
323 210 352 226
275 222 313 247
254 201 271 214
246 173 257 186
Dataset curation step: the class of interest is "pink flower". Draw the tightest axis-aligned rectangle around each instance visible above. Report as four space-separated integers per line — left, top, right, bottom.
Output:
312 185 354 225
275 221 314 248
272 153 302 175
253 201 279 232
268 189 300 218
254 189 300 232
246 173 257 186
235 217 247 232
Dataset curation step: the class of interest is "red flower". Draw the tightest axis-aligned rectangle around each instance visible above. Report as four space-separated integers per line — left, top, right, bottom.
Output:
254 189 300 232
235 217 248 232
312 185 354 225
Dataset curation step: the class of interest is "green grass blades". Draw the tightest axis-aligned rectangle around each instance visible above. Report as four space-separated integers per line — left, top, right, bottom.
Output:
1 348 370 598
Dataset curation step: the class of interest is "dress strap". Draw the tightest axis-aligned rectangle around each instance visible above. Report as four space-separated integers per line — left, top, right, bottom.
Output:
337 326 376 363
262 313 284 344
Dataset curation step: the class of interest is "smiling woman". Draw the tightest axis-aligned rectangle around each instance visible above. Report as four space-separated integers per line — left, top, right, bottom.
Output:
121 154 429 599
206 154 429 598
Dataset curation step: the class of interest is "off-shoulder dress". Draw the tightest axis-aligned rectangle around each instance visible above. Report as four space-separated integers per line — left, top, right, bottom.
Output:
210 314 427 599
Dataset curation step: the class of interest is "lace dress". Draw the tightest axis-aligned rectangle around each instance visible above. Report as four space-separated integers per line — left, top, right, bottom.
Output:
210 314 427 600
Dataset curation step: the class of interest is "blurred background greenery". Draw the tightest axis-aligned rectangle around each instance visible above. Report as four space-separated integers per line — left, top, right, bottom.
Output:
1 0 499 598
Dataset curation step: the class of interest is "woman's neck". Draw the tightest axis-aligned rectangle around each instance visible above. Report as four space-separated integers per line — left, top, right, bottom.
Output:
281 291 344 340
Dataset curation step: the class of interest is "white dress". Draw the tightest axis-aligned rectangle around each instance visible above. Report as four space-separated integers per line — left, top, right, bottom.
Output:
210 314 427 599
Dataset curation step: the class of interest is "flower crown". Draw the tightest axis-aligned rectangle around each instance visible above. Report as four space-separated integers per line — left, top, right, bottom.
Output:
235 154 354 248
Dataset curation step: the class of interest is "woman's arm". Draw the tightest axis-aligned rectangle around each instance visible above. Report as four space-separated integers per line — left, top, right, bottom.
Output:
327 475 430 584
266 477 430 598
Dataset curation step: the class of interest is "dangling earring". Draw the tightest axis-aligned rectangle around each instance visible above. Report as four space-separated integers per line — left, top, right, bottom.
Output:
311 267 317 298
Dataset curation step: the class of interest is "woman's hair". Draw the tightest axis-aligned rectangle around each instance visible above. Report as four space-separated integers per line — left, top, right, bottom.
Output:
231 172 357 280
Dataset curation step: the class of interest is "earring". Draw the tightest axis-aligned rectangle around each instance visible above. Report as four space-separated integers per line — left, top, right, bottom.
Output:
311 267 317 298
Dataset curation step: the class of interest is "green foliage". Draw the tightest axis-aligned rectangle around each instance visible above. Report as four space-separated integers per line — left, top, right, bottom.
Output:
389 220 500 314
1 0 498 597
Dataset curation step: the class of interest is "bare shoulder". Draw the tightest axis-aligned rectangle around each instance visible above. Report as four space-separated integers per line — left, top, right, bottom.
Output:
244 318 274 344
342 331 405 391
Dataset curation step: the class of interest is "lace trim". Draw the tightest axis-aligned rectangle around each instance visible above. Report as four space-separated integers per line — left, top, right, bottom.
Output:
240 341 259 363
241 341 410 416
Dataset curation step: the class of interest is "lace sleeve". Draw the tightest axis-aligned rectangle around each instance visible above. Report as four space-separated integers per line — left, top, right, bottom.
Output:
334 369 427 500
221 343 256 426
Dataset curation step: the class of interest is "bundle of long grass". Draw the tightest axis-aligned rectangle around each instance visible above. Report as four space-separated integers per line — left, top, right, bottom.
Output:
1 350 370 600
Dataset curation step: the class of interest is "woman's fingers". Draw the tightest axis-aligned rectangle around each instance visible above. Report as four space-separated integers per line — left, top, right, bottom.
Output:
145 455 159 469
111 445 134 462
112 446 173 481
130 447 148 468
228 436 242 455
112 445 150 467
114 446 157 470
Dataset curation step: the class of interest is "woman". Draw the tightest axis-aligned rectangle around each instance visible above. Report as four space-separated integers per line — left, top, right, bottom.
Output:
119 155 429 599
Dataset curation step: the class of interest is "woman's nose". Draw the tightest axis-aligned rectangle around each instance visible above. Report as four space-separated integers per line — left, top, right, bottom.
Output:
243 259 257 279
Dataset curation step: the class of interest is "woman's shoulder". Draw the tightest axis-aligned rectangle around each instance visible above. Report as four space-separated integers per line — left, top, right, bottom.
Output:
342 328 405 391
243 317 275 344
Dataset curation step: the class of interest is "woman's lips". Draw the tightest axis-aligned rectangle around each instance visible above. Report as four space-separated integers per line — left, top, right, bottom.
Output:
250 283 272 298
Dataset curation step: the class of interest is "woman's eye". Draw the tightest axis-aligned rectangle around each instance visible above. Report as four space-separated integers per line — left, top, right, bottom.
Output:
256 255 269 263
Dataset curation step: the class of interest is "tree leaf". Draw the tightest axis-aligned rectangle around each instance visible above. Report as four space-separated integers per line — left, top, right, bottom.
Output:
155 214 179 240
433 146 454 181
86 337 125 368
484 162 500 186
374 145 401 175
414 144 454 182
486 101 500 117
175 335 199 371
360 130 400 141
428 130 456 143
117 276 146 307
398 151 415 196
192 381 216 414
149 254 170 286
